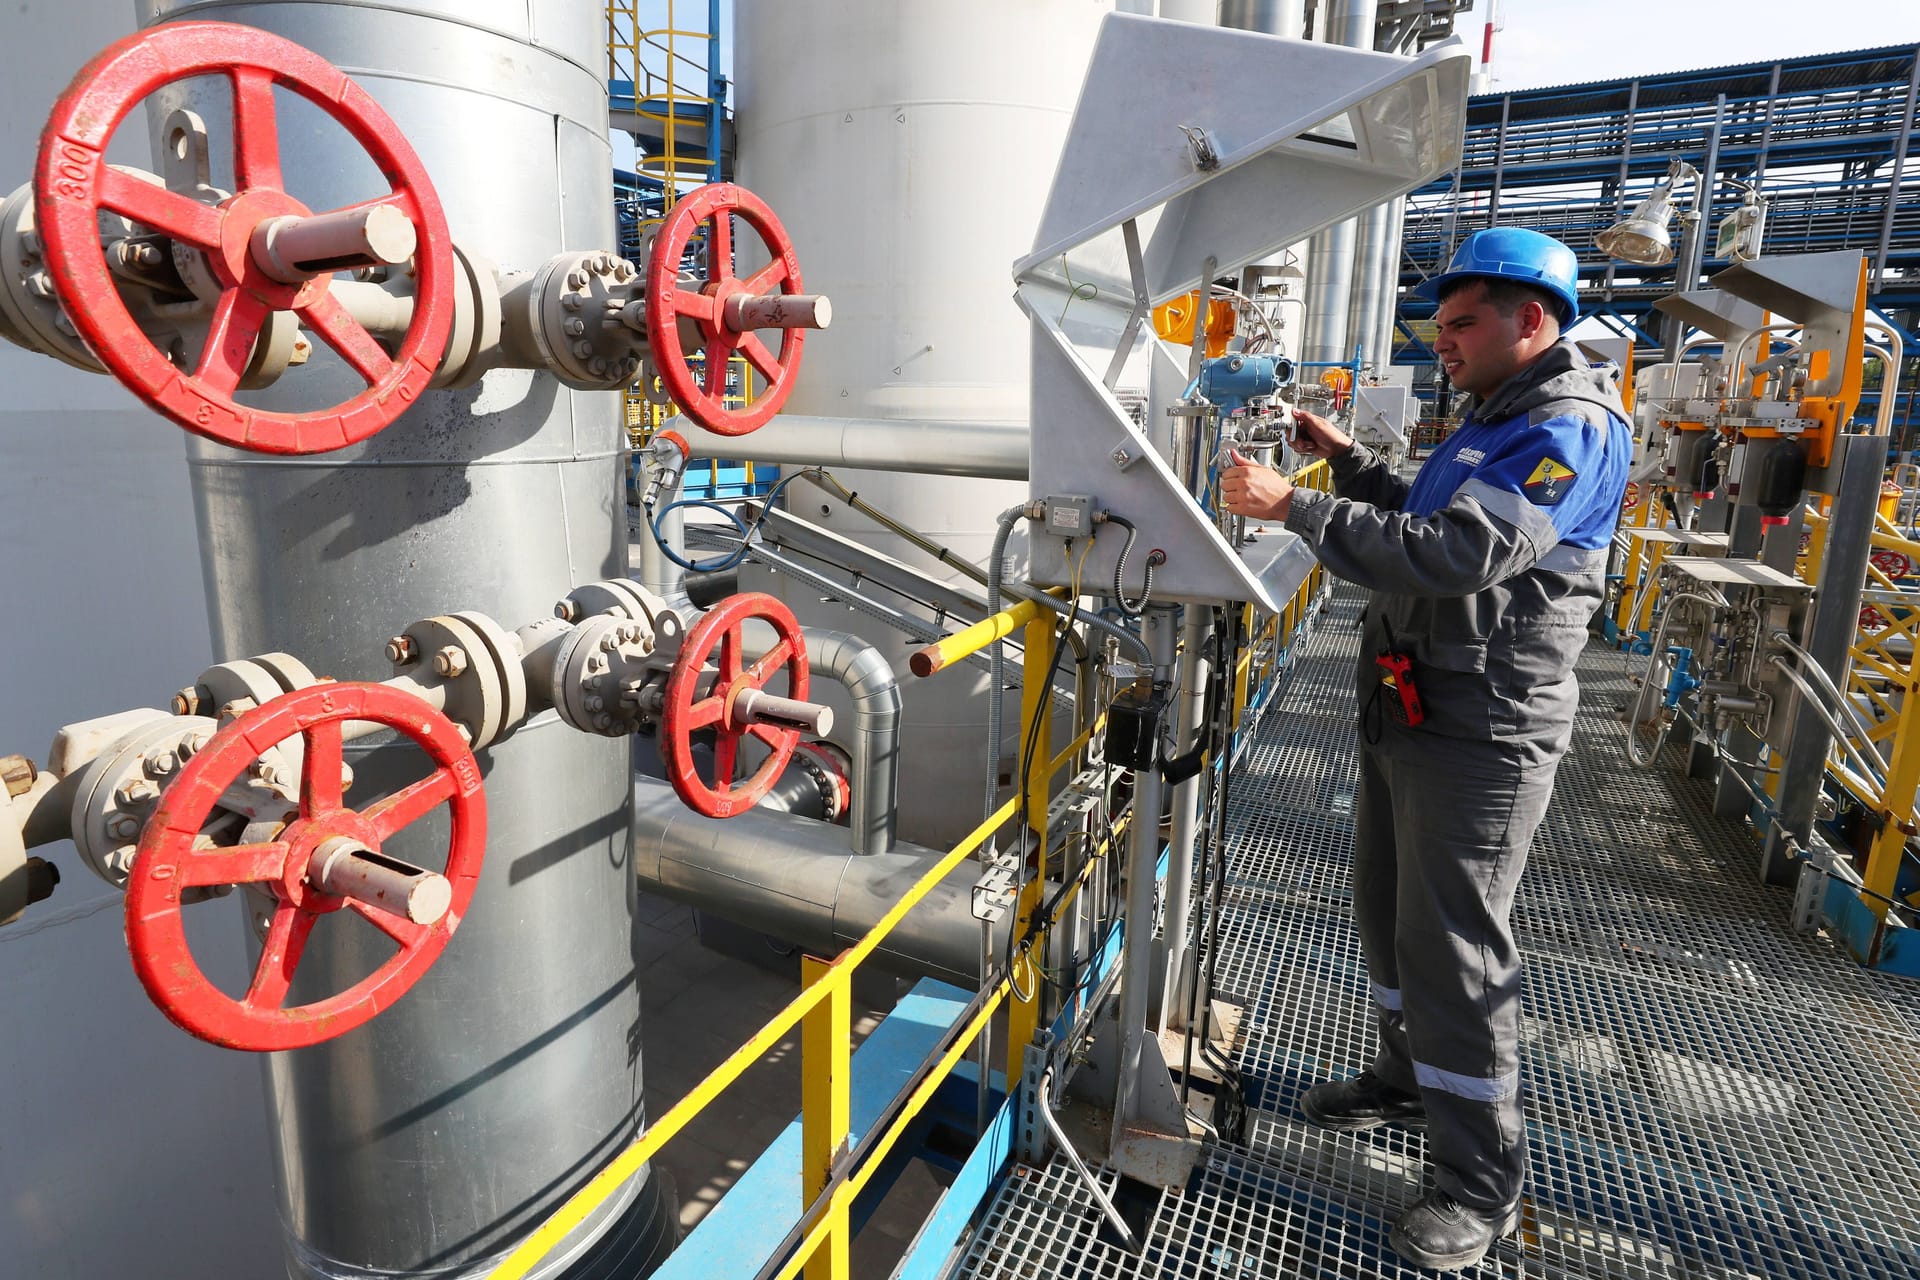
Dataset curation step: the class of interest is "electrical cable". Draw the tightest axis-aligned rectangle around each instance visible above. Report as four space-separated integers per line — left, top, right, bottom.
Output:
648 467 817 573
1103 515 1156 616
1000 538 1092 1014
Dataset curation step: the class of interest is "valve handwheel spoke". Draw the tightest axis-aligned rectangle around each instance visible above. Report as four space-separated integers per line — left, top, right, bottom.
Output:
35 22 455 455
660 593 812 819
362 769 459 844
196 288 272 395
300 717 344 816
229 66 284 190
646 182 811 436
246 904 316 1009
125 681 486 1051
176 841 294 889
299 289 396 385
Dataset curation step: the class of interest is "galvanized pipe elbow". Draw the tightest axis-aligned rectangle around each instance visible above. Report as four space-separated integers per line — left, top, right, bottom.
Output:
800 629 901 856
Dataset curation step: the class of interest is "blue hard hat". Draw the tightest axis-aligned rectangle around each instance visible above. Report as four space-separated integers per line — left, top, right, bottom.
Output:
1414 227 1580 324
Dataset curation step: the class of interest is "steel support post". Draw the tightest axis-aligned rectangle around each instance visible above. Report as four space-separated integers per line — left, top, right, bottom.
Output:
1762 434 1883 882
1111 606 1177 1142
1158 609 1210 1034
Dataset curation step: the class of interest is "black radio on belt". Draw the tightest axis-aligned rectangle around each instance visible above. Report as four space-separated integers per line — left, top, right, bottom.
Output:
1373 651 1425 727
1106 683 1167 770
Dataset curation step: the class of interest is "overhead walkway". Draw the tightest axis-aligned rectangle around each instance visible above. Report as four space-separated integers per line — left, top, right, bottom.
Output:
952 584 1920 1279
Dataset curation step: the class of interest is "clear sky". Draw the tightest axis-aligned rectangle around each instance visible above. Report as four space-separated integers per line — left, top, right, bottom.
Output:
1490 0 1920 91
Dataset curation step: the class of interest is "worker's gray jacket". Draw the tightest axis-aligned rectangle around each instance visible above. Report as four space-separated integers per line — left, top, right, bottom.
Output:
1284 342 1633 767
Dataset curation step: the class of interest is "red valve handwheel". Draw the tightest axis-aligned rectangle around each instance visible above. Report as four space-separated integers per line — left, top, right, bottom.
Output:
35 22 455 454
646 182 807 436
661 592 811 818
1870 547 1913 581
125 682 485 1051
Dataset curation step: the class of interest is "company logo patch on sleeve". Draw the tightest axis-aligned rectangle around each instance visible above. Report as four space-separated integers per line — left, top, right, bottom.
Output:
1522 456 1578 505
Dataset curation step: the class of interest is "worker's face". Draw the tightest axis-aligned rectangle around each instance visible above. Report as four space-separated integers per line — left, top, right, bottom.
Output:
1432 282 1547 398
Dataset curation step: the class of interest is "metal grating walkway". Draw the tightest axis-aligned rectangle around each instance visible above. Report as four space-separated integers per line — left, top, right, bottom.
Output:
952 586 1920 1279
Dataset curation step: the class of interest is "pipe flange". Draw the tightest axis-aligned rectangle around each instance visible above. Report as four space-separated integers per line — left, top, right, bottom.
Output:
552 614 664 737
68 714 230 890
555 578 680 644
389 614 519 749
245 651 320 697
448 610 529 742
0 181 104 372
794 739 851 824
526 250 644 389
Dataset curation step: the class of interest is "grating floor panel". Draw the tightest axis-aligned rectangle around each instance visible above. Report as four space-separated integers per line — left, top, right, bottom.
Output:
952 586 1920 1280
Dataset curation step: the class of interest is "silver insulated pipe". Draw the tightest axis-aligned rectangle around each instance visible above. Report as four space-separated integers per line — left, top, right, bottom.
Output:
630 775 1008 987
1218 1 1307 40
136 2 672 1276
1301 0 1378 365
805 630 902 857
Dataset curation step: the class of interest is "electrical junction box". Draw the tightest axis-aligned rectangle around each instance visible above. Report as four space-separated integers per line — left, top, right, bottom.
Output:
1044 494 1095 540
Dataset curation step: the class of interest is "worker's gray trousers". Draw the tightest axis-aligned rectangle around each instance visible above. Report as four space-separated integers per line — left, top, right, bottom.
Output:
1352 741 1557 1211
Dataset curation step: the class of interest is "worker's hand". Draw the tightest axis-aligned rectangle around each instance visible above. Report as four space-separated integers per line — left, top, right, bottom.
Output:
1221 449 1295 521
1288 408 1352 460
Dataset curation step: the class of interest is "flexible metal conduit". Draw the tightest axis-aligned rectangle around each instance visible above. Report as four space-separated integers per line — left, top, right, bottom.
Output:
1771 630 1882 754
1765 655 1887 791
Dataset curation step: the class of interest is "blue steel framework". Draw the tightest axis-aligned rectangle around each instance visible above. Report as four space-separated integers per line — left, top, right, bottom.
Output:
1397 44 1920 433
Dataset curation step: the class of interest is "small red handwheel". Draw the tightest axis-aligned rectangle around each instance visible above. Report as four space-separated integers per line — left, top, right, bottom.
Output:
35 22 455 454
1869 547 1913 581
125 682 485 1051
661 592 810 818
646 182 807 436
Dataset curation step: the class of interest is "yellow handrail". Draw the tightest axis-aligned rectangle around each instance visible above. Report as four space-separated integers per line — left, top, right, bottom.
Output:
909 599 1045 677
490 708 1109 1280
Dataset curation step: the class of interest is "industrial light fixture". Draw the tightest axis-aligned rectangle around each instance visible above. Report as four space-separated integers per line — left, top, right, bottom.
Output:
1598 159 1698 267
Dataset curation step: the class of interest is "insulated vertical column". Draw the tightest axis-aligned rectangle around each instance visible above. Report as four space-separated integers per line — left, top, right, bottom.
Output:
136 2 672 1275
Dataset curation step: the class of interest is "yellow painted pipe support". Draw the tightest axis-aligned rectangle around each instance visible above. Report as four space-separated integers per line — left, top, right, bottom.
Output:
909 598 1046 677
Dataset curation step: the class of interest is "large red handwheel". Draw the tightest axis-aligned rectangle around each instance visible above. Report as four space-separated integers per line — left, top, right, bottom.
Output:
662 592 811 818
35 22 455 454
125 682 485 1051
646 183 808 436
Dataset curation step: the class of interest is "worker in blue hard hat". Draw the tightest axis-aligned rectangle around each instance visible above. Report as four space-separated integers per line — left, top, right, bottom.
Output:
1221 226 1629 1272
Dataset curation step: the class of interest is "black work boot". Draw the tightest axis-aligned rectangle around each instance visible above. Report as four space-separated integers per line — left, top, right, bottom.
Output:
1300 1069 1427 1131
1389 1188 1521 1272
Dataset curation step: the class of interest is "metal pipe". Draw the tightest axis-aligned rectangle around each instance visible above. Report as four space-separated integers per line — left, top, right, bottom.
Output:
1157 611 1209 1036
1300 0 1377 365
671 415 1028 479
1039 1066 1141 1253
1767 656 1886 791
800 629 902 857
629 775 1007 988
1865 322 1905 436
912 599 1046 677
1218 0 1307 39
1764 434 1884 880
1111 606 1177 1137
1724 323 1803 392
1349 199 1392 364
1378 194 1407 366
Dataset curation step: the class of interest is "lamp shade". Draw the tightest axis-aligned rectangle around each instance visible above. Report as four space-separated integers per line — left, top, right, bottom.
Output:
1598 182 1679 266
